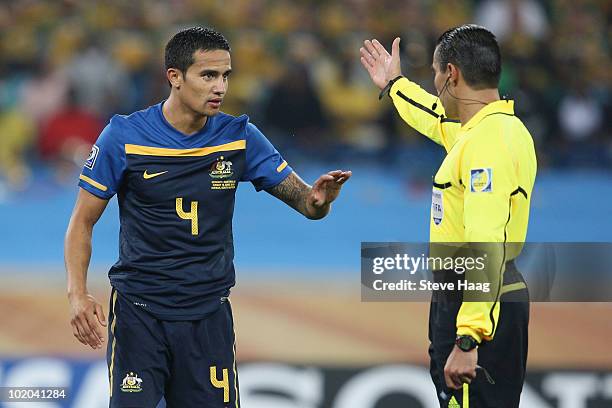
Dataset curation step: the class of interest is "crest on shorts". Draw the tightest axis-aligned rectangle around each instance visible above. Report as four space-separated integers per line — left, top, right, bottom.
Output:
120 372 143 393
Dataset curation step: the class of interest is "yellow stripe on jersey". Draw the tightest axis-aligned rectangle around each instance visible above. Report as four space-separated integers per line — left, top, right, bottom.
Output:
125 140 246 156
276 160 288 173
79 174 108 191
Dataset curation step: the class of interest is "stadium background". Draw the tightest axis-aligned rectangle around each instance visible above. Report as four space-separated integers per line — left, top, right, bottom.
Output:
0 0 610 407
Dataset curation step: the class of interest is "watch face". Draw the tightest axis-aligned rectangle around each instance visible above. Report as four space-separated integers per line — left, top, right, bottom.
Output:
457 336 475 351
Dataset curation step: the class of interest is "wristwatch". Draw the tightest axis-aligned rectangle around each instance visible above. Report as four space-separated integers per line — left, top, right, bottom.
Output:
455 335 479 352
378 75 404 100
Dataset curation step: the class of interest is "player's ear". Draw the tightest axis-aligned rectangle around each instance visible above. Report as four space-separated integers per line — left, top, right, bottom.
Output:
167 68 183 89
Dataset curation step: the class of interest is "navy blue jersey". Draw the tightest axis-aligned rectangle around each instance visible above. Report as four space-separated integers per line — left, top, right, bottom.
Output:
79 102 292 320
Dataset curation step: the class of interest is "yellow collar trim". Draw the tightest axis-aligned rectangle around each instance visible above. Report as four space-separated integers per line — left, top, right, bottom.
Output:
461 99 514 131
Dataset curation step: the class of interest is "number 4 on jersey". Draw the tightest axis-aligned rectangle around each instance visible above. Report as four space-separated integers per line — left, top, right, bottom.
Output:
176 197 199 235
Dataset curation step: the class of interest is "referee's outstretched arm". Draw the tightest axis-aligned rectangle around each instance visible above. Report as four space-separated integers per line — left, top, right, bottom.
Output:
360 38 461 151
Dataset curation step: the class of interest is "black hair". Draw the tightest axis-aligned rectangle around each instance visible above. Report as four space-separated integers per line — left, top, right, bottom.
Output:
164 26 231 74
435 24 501 89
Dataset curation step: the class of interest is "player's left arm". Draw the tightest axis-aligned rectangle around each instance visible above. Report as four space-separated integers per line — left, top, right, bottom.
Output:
266 170 351 220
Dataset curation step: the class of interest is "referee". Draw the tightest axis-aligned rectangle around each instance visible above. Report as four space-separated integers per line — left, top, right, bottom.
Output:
360 25 536 407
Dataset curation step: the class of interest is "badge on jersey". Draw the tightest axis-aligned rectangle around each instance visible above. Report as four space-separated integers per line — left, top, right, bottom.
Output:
470 168 492 193
209 156 234 179
210 156 237 190
432 189 444 225
84 145 100 170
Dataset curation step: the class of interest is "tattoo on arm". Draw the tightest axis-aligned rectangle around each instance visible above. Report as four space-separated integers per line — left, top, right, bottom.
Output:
266 172 313 217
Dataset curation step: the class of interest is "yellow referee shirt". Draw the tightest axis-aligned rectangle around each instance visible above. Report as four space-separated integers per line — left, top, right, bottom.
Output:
389 77 537 342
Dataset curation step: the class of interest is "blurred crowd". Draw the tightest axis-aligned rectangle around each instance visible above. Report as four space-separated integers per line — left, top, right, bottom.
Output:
0 0 609 192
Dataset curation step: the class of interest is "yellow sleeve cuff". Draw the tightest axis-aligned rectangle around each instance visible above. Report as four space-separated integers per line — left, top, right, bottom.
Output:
389 76 414 95
456 326 483 343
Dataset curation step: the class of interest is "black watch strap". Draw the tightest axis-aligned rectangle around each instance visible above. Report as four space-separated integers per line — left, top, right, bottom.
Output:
378 75 404 100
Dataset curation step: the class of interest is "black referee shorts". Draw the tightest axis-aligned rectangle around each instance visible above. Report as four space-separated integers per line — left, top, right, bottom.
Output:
428 261 529 408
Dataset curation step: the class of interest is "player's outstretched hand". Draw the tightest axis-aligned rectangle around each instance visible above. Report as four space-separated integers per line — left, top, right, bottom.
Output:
360 38 402 90
309 170 352 208
69 292 107 350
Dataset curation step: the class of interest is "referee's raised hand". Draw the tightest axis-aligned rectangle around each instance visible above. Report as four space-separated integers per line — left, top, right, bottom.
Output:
360 38 402 90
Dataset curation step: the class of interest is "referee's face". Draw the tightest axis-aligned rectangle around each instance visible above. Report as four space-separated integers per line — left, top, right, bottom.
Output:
432 47 458 118
179 49 232 117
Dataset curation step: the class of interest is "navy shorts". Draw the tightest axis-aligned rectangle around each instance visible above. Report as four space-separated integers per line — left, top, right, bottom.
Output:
106 288 240 408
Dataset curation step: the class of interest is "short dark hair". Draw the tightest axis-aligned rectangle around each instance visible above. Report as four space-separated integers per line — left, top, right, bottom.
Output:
164 26 231 73
435 24 501 89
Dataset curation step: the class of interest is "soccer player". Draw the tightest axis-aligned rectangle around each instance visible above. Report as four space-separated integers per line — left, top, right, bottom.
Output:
360 25 536 407
65 26 351 408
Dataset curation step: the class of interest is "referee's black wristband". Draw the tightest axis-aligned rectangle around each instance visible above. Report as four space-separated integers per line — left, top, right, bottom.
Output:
378 75 404 100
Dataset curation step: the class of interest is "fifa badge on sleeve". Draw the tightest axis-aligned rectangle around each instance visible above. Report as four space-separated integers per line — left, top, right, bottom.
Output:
85 145 100 170
470 168 492 193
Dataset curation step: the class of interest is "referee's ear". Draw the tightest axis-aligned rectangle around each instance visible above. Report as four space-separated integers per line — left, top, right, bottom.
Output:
446 63 460 86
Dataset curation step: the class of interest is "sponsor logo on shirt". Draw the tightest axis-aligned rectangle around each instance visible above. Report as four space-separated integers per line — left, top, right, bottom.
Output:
470 168 492 193
143 170 168 179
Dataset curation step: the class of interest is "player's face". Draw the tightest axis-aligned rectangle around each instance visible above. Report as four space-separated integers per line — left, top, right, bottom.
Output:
179 49 232 117
432 47 458 118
